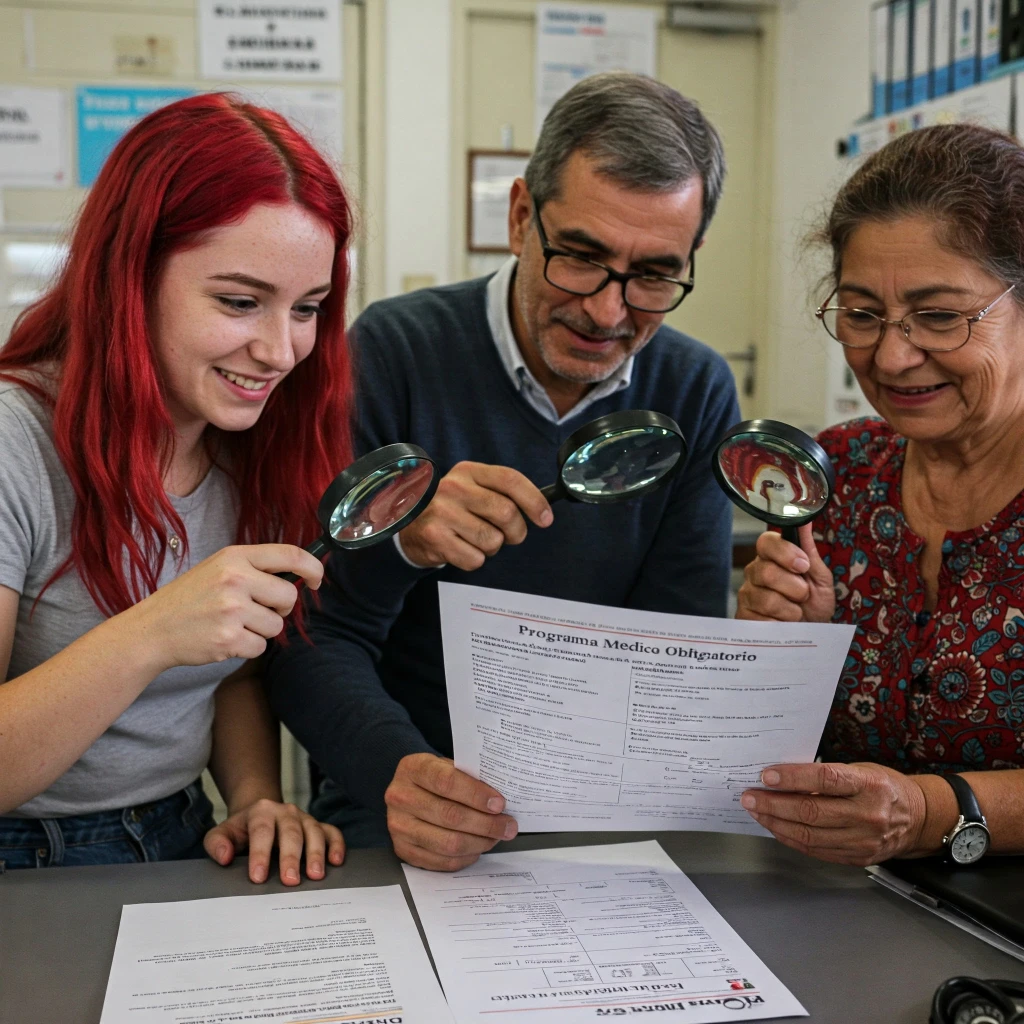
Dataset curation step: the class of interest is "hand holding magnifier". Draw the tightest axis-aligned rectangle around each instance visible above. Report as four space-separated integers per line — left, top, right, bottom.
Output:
276 443 438 583
540 410 686 505
712 419 835 544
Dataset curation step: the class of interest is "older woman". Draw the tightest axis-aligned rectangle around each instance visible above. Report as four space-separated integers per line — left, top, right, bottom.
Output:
737 123 1024 866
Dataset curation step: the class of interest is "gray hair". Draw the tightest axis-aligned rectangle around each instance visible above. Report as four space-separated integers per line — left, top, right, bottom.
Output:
525 71 726 244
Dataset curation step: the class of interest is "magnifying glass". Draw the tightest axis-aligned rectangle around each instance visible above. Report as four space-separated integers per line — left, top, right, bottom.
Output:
277 443 438 583
540 410 687 504
712 419 835 543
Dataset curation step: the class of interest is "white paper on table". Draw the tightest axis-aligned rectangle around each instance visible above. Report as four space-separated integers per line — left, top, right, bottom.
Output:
404 840 806 1024
535 4 656 132
441 582 856 834
99 884 452 1024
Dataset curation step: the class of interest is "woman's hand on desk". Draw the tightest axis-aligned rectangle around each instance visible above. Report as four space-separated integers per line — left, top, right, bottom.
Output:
204 798 345 885
739 761 928 866
736 525 835 623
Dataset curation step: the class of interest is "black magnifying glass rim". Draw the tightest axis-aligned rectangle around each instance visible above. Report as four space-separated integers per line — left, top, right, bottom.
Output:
556 409 687 505
712 418 836 528
317 442 439 550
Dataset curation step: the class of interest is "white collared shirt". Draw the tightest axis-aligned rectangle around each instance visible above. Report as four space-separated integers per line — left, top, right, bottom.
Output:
486 256 634 425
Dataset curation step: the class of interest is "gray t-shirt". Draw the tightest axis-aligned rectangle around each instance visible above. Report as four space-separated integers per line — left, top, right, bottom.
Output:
0 380 243 818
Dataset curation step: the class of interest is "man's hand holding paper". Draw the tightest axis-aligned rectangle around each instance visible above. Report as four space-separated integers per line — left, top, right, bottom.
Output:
441 582 856 836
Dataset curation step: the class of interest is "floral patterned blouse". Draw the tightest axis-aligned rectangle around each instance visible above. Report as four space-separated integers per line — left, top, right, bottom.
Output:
815 418 1024 774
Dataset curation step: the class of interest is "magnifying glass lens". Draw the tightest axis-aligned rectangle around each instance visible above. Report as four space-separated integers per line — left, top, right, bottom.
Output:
328 458 434 543
715 433 830 520
561 426 684 498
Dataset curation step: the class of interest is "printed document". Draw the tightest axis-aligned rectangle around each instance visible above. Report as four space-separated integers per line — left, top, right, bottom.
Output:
441 583 856 833
99 884 453 1024
404 840 806 1023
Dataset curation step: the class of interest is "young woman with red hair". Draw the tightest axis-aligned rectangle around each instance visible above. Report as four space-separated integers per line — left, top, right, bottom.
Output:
0 93 352 882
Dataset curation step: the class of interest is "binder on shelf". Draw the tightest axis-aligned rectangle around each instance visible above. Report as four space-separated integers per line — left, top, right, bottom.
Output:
891 0 913 110
1001 0 1024 62
911 0 933 103
980 0 1001 76
953 0 980 90
872 0 893 116
933 0 955 94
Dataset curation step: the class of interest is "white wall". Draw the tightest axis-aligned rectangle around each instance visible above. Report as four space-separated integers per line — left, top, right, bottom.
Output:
766 0 875 431
382 0 453 296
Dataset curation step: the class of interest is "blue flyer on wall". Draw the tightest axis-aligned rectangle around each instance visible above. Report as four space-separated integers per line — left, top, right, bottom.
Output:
76 86 194 186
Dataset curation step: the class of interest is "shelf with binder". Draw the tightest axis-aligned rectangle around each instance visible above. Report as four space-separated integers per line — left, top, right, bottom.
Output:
838 71 1014 159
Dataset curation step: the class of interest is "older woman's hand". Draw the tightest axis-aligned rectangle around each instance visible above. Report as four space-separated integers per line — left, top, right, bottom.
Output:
737 523 835 623
740 762 928 866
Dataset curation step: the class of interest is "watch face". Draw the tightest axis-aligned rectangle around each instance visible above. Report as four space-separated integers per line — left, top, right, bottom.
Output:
950 824 990 864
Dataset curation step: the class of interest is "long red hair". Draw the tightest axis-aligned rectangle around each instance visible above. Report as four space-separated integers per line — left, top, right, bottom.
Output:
0 93 353 615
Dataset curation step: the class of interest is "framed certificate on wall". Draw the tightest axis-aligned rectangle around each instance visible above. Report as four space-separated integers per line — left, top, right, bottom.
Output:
467 149 531 253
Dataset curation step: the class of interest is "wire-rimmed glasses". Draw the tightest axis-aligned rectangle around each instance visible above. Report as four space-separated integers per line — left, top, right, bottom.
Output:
532 199 695 314
815 284 1016 352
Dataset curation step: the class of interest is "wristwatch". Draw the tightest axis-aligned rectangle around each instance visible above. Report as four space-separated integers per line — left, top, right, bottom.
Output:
941 774 991 866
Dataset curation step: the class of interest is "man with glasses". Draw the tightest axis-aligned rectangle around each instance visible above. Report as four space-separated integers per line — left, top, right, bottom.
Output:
267 72 741 870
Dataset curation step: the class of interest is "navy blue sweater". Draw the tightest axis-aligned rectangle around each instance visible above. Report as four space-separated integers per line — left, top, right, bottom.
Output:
266 277 740 815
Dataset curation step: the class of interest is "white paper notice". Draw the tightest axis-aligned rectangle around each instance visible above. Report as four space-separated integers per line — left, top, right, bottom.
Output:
239 86 343 165
0 86 68 187
404 840 806 1023
197 0 342 82
99 884 452 1024
535 4 657 132
441 583 856 834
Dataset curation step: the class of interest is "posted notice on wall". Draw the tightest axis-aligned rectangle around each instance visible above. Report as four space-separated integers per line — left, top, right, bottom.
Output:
404 840 807 1024
76 86 194 187
535 3 657 132
0 86 68 188
197 0 342 81
441 582 855 833
99 885 452 1024
239 86 343 165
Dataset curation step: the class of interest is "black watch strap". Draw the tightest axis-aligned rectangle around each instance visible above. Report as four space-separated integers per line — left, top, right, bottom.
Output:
944 773 985 824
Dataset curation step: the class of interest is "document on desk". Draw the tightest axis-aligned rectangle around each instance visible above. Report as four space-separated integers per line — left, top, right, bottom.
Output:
441 582 855 833
404 839 806 1023
99 884 453 1024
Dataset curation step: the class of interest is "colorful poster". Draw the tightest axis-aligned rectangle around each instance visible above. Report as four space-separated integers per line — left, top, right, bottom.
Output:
76 86 194 187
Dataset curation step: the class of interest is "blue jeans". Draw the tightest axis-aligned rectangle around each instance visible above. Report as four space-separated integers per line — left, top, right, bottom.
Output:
0 781 215 872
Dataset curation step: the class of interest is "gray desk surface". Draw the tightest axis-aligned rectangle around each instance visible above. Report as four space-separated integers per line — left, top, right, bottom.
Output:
2 830 1022 1023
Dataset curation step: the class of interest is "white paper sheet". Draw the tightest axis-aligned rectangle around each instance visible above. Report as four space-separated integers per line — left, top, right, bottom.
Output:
0 86 68 187
404 840 806 1023
99 884 452 1024
535 4 656 132
441 583 856 834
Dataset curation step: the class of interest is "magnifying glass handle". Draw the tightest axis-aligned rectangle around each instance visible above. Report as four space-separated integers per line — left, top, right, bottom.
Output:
540 482 563 502
781 525 800 545
275 534 330 584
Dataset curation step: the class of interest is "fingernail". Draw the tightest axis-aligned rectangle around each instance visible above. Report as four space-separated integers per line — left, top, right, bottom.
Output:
762 769 781 786
218 844 230 861
286 868 299 883
540 509 553 526
504 822 518 840
793 557 810 572
741 794 756 810
310 861 323 876
487 797 504 813
252 866 266 883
